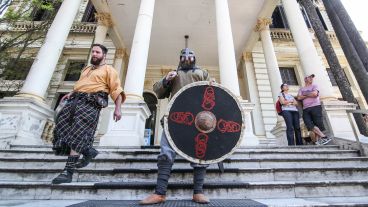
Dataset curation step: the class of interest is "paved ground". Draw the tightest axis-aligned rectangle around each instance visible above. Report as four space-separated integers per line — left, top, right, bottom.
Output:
1 197 368 207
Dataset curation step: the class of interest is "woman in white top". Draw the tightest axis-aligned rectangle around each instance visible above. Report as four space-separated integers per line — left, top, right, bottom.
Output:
278 83 303 146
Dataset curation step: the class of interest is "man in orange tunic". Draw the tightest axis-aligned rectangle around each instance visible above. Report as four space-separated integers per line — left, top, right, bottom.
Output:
52 44 126 184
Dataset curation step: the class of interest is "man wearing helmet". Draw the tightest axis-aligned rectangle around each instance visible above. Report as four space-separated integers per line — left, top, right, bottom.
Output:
139 48 211 205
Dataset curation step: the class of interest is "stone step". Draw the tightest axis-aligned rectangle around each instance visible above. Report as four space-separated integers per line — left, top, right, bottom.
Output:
1 157 367 169
1 167 367 183
1 180 367 200
8 144 341 151
0 149 358 159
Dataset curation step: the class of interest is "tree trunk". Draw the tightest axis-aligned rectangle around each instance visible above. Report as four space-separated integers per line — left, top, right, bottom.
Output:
300 0 367 136
323 0 368 103
331 0 368 73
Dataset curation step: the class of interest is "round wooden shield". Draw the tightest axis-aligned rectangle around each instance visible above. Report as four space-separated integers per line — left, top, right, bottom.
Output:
164 81 245 164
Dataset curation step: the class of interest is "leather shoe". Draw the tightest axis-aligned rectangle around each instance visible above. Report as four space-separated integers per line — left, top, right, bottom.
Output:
139 194 166 205
192 194 210 204
52 170 73 184
75 148 99 168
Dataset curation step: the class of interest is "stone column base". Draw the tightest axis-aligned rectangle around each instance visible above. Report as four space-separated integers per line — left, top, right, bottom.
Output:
99 99 151 147
0 97 53 148
270 118 288 146
240 100 259 146
322 100 359 140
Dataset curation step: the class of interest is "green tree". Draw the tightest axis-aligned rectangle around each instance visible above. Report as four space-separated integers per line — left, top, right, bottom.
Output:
0 0 61 97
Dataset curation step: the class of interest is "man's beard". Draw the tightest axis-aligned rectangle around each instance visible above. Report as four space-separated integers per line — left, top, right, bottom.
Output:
90 56 103 66
179 60 195 70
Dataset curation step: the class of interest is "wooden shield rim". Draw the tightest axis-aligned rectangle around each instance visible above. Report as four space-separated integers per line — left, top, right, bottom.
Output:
164 81 245 164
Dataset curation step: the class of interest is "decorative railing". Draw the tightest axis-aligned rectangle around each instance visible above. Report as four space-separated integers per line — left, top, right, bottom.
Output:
5 21 96 33
270 28 338 42
270 29 294 40
70 23 97 33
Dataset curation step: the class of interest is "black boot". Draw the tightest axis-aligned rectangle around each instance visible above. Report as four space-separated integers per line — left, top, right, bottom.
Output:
75 148 99 168
52 155 79 184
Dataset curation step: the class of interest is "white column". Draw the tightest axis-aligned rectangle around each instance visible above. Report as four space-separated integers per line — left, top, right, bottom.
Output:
256 18 283 102
98 49 127 137
256 18 288 146
113 49 126 76
100 0 154 147
243 53 266 136
86 12 111 65
18 0 83 100
215 0 240 96
124 0 155 100
282 0 334 99
94 13 113 44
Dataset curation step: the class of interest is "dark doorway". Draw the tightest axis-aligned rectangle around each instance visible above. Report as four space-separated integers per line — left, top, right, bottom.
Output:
143 92 158 145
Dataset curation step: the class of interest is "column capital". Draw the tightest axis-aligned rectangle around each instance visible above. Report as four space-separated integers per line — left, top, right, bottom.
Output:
243 52 253 61
254 18 272 32
95 12 113 27
115 48 127 59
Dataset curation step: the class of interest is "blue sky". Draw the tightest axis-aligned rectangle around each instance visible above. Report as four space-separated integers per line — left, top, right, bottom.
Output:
341 0 368 40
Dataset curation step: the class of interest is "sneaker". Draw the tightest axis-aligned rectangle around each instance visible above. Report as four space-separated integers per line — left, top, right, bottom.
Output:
321 137 332 145
315 139 323 145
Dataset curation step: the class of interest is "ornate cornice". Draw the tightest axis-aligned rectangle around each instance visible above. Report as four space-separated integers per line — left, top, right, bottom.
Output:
243 52 253 61
115 48 127 59
95 12 113 27
254 18 272 32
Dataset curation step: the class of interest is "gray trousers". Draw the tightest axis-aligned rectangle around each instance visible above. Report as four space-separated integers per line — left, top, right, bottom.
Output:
155 132 208 195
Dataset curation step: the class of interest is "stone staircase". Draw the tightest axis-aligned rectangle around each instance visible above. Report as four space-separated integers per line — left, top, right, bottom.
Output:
1 144 368 206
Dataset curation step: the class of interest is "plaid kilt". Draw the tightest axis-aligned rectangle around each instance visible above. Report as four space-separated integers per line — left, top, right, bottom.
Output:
52 93 102 156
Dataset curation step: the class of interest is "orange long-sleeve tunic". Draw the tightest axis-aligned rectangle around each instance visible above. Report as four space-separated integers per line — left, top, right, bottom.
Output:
73 65 125 102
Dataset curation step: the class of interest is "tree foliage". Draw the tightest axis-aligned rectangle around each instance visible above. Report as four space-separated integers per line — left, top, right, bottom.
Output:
0 0 61 97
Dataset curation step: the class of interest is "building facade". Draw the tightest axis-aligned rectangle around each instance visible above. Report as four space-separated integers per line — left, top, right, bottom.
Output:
0 0 366 148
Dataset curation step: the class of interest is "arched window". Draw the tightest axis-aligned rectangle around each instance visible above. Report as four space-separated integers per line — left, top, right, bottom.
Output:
143 92 158 145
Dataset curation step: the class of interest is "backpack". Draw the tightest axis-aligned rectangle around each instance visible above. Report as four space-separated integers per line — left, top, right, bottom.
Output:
275 93 286 116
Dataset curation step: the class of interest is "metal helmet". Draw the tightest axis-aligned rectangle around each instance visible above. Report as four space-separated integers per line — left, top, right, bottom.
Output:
179 48 196 70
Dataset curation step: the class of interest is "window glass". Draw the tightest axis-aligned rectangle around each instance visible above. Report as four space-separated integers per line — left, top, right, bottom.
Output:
279 67 299 85
64 60 86 81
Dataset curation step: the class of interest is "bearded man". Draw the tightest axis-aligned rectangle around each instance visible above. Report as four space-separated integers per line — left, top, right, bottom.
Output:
51 44 126 184
139 48 211 205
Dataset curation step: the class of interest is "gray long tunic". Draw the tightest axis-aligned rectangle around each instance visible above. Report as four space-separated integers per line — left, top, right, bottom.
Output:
153 68 210 99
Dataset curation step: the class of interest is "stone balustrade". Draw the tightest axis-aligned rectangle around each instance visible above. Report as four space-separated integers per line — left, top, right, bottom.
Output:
5 21 96 33
70 23 97 33
270 28 294 40
270 28 338 41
